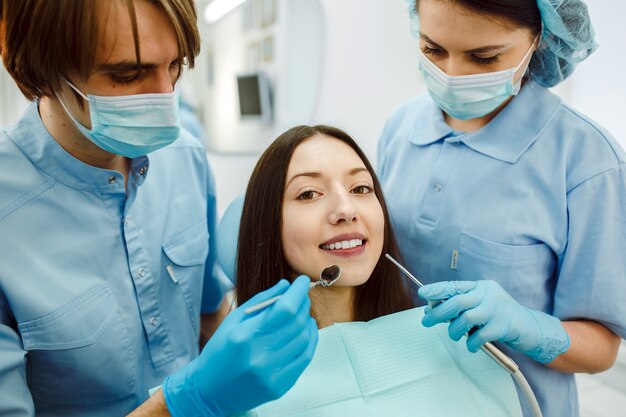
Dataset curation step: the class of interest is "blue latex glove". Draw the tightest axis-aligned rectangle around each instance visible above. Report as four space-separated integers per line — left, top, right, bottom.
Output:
419 280 570 363
163 275 318 417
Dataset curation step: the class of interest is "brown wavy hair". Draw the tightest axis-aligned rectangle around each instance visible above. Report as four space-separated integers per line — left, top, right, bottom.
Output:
236 125 414 323
0 0 200 101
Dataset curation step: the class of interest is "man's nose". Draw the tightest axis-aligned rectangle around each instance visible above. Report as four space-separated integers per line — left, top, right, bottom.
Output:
147 70 176 94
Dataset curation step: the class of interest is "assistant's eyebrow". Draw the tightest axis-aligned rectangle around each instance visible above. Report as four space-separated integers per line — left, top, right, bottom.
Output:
286 167 369 188
420 33 508 53
95 61 159 74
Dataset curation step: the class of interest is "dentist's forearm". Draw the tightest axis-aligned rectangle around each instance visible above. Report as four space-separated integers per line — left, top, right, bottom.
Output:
546 320 621 373
126 389 171 417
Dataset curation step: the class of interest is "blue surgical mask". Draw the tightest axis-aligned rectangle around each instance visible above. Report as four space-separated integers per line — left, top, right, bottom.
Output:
418 36 538 121
59 80 181 158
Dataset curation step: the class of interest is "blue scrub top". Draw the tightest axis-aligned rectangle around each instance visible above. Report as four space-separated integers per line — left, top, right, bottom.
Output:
378 79 626 417
0 104 231 416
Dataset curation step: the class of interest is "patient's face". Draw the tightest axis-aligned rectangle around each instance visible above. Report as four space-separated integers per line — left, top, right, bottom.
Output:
281 135 385 286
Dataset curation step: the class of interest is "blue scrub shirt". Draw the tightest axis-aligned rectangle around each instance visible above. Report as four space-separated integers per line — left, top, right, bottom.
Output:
0 104 230 416
378 79 626 417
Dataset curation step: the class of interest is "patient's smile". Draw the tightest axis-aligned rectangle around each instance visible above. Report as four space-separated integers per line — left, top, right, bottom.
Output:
320 239 364 250
319 233 367 253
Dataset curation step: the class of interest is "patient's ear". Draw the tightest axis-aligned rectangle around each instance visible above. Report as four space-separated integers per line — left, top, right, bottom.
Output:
216 195 245 283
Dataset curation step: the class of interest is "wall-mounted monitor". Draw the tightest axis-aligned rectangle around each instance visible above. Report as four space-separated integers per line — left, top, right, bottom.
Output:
236 72 272 124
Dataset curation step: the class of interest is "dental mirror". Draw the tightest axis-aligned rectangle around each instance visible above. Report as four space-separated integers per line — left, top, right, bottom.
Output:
311 265 341 288
244 265 342 314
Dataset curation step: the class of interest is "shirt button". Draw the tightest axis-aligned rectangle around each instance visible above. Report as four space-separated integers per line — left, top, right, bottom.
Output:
138 268 146 277
433 184 443 192
107 176 117 184
139 166 147 175
150 317 159 327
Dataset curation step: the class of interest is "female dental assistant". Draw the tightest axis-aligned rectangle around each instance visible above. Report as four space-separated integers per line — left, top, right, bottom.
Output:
377 1 626 416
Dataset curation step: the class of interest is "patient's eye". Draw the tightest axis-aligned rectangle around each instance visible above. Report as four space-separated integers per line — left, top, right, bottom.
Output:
352 185 373 195
296 190 320 200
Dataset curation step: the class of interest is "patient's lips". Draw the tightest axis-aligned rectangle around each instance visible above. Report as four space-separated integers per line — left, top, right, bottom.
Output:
319 233 366 258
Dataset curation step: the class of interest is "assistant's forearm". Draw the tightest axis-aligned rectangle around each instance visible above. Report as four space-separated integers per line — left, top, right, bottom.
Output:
546 320 621 373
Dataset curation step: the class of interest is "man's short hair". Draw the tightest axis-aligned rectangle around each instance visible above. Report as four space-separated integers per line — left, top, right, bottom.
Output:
0 0 200 100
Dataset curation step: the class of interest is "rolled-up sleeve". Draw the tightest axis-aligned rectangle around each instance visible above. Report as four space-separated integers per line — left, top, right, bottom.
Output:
554 164 626 338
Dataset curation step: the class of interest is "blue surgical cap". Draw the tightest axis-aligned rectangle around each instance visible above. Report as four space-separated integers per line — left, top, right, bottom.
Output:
404 0 598 87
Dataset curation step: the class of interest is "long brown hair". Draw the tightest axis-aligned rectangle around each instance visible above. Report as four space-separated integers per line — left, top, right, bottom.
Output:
236 125 414 323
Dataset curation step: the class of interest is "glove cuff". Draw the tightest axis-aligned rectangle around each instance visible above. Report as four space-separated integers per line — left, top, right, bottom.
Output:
525 310 570 364
162 372 223 417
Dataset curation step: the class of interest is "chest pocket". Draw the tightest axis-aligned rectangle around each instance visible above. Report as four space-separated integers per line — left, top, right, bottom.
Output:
162 219 209 336
18 283 135 405
456 232 556 311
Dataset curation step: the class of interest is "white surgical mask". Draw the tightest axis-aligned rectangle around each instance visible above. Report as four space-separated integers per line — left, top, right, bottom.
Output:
419 35 539 121
59 80 181 158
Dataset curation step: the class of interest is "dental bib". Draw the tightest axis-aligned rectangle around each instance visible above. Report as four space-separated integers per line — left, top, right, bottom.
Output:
237 307 522 417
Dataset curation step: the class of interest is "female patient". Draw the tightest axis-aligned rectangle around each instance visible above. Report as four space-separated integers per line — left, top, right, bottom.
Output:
232 125 522 417
236 125 414 326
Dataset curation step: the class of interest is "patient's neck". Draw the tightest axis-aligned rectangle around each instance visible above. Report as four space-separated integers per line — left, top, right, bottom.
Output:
309 286 355 329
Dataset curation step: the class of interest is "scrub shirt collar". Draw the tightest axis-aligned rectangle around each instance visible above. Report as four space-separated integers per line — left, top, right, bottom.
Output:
409 79 562 164
8 103 150 193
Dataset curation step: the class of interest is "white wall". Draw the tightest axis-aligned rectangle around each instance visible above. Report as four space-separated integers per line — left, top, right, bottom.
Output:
311 0 422 164
559 0 626 148
0 65 29 126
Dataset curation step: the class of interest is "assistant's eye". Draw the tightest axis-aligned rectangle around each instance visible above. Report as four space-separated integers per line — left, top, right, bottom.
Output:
421 45 445 57
296 190 321 200
470 54 500 65
352 185 373 195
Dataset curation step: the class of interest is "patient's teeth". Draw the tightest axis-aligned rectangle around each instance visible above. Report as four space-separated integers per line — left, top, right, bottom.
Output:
322 239 366 250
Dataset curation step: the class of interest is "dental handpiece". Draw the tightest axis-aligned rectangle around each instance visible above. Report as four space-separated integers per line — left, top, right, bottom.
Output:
384 255 541 415
384 254 519 374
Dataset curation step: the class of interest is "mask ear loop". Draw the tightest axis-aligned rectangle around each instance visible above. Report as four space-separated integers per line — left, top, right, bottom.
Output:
57 79 92 131
63 79 90 101
516 26 543 86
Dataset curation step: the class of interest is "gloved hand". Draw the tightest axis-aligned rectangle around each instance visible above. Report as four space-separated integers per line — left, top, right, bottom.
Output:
163 275 318 417
419 280 570 364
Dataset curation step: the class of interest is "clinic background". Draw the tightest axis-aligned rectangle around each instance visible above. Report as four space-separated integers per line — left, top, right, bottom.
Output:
1 0 625 415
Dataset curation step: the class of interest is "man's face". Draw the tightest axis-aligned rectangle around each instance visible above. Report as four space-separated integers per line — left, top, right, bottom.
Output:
58 0 182 129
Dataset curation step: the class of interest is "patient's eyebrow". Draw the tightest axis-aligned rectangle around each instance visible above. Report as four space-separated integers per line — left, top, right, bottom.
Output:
286 172 321 188
348 167 368 176
286 167 369 188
